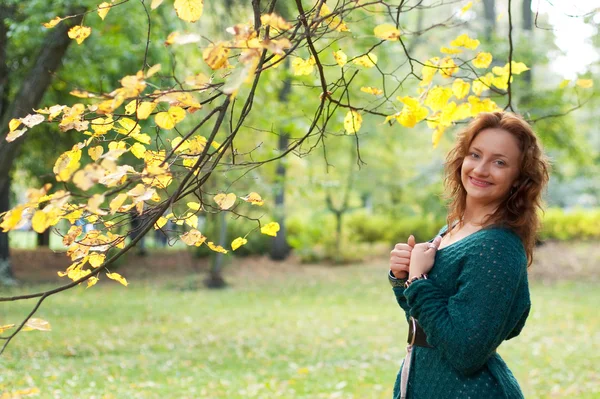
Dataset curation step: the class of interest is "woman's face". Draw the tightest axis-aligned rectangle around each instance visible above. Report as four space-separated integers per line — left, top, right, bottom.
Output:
461 128 522 206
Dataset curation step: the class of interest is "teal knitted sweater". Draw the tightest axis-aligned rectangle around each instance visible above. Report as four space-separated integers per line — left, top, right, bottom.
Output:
391 226 530 399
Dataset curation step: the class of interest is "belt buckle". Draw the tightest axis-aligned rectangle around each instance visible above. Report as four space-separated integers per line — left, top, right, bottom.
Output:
407 316 417 345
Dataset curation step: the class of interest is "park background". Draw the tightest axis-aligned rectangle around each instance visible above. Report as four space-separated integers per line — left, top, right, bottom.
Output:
1 0 599 398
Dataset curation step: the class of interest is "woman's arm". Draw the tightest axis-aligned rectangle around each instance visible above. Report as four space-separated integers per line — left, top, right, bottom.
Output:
389 270 410 322
404 230 530 375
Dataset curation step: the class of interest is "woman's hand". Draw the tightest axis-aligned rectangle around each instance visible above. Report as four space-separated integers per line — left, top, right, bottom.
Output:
408 235 443 279
390 235 416 279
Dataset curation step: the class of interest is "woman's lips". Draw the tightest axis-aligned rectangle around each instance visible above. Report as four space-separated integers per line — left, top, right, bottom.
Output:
469 176 492 187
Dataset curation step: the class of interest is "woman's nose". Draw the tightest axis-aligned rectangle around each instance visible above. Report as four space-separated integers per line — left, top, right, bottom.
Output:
473 161 490 176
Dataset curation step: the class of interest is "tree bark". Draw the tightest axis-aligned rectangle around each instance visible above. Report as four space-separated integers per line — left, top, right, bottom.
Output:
37 230 50 247
522 0 533 85
204 211 227 288
482 0 496 41
270 65 292 261
0 12 83 285
0 176 16 285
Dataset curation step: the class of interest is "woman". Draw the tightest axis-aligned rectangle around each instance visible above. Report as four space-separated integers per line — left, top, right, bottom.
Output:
388 111 550 399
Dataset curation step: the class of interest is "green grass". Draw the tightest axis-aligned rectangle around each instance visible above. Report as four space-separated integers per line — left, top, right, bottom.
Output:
1 263 599 398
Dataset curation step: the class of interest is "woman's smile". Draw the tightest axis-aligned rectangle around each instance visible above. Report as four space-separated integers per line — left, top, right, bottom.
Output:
468 176 492 187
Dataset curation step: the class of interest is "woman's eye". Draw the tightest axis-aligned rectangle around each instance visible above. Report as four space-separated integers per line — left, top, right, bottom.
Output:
470 152 480 159
495 160 506 166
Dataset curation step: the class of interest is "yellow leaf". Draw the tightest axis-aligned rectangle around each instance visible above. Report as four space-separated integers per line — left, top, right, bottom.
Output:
333 50 347 67
22 318 51 332
352 53 378 68
424 87 453 111
130 142 147 159
31 210 49 234
343 110 362 134
146 64 162 78
439 57 458 78
87 276 99 288
53 148 82 182
70 89 95 98
151 0 164 9
460 1 473 15
507 61 529 75
183 213 198 228
432 127 446 148
319 3 350 32
6 128 27 142
261 222 280 237
109 193 128 214
97 2 111 20
292 56 315 76
0 324 15 333
124 100 137 115
576 79 593 89
63 225 82 246
9 118 22 132
214 193 237 210
106 272 128 286
558 79 570 89
89 252 105 268
155 106 186 129
394 96 429 128
174 0 204 22
137 102 157 120
68 25 92 45
261 13 292 31
20 114 45 128
440 47 463 55
0 205 25 232
88 146 104 161
240 192 264 206
180 229 206 246
187 201 201 211
154 216 168 229
207 241 228 253
87 194 107 216
452 79 470 99
360 86 383 95
473 52 492 68
450 33 479 50
231 237 248 251
420 58 439 86
374 24 400 41
43 16 63 28
202 42 230 70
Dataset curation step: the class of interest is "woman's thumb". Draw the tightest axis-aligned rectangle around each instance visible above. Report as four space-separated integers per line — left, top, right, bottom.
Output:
431 235 443 249
407 234 416 248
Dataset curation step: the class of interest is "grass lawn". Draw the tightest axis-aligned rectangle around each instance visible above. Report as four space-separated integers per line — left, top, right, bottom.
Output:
1 260 599 398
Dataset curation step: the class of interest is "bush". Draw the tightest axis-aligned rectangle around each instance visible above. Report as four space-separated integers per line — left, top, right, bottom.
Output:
193 215 273 258
540 208 600 241
287 210 445 264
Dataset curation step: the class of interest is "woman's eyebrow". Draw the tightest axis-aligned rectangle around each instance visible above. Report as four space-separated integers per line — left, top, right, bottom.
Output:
471 146 508 159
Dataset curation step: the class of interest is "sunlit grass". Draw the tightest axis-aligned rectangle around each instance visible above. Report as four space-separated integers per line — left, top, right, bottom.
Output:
1 262 599 398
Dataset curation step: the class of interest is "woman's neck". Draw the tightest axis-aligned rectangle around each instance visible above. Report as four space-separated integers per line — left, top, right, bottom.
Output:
461 197 499 227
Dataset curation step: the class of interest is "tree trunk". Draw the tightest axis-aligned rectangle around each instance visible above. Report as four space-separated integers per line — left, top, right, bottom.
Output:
0 13 83 285
270 66 292 261
0 176 16 285
205 211 227 289
36 230 50 247
522 0 533 85
482 0 496 41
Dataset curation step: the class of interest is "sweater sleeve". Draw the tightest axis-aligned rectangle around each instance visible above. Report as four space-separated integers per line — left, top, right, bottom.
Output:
404 230 528 376
389 271 411 322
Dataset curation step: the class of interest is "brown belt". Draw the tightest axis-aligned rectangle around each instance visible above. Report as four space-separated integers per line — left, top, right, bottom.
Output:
407 316 433 348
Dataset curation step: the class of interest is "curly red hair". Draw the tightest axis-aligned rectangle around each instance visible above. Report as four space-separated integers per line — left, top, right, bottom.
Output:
444 111 550 266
